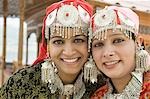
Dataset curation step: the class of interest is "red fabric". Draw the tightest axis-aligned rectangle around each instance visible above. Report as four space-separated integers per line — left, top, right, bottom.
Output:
33 0 93 65
140 71 150 99
114 10 121 25
91 71 150 99
91 84 108 99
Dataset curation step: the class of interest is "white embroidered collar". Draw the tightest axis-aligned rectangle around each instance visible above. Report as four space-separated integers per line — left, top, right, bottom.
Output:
104 72 143 99
48 72 85 99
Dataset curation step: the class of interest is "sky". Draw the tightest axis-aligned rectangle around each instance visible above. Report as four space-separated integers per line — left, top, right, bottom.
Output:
0 17 37 65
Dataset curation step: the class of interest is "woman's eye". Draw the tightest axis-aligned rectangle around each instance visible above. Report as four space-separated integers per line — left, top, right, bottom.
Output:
93 42 104 48
74 39 85 43
53 40 64 45
113 38 125 44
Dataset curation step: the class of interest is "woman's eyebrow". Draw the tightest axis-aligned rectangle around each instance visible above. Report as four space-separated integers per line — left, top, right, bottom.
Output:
109 33 124 37
74 35 87 37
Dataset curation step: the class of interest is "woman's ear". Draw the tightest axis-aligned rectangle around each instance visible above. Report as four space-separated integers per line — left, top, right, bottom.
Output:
136 36 144 46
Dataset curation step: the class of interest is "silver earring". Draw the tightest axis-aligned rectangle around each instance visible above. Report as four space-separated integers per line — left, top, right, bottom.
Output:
135 45 150 72
84 28 99 83
84 56 99 83
41 58 58 93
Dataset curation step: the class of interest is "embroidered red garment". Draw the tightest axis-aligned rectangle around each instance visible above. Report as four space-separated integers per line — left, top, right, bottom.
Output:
140 71 150 99
91 84 108 99
91 71 150 99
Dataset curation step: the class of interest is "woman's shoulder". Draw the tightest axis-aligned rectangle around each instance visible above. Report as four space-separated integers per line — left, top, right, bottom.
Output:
5 63 42 84
0 62 51 99
90 71 150 99
140 71 150 99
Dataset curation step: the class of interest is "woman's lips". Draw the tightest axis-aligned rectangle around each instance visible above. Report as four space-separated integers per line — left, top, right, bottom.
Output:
62 57 80 63
104 60 119 65
103 60 120 69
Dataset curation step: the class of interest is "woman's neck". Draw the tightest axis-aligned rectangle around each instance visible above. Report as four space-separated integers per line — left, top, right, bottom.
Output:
111 74 132 93
58 71 80 85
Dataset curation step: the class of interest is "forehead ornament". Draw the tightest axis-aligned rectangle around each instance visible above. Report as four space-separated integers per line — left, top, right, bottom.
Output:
45 4 90 39
92 8 137 40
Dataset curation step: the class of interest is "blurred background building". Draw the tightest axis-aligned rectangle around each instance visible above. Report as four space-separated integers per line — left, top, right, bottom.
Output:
0 0 150 87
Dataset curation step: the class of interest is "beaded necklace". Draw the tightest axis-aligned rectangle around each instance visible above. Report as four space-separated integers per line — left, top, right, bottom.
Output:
104 72 142 99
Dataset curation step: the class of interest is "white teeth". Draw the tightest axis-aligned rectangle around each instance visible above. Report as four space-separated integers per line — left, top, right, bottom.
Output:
63 58 78 63
104 60 119 65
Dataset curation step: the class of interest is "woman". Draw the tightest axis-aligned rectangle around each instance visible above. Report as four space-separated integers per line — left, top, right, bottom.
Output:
0 0 94 98
90 6 150 98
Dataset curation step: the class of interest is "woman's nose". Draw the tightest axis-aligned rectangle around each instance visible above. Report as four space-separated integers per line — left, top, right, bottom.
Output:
103 46 115 58
62 43 76 56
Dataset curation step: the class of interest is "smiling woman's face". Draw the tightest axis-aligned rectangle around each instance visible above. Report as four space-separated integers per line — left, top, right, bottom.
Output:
48 30 88 77
92 29 136 79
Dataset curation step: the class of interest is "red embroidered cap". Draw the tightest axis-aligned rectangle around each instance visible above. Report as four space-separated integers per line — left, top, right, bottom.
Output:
91 6 139 40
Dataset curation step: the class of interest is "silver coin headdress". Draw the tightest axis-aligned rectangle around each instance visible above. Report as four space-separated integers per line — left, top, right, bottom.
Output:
45 1 92 39
91 6 139 40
